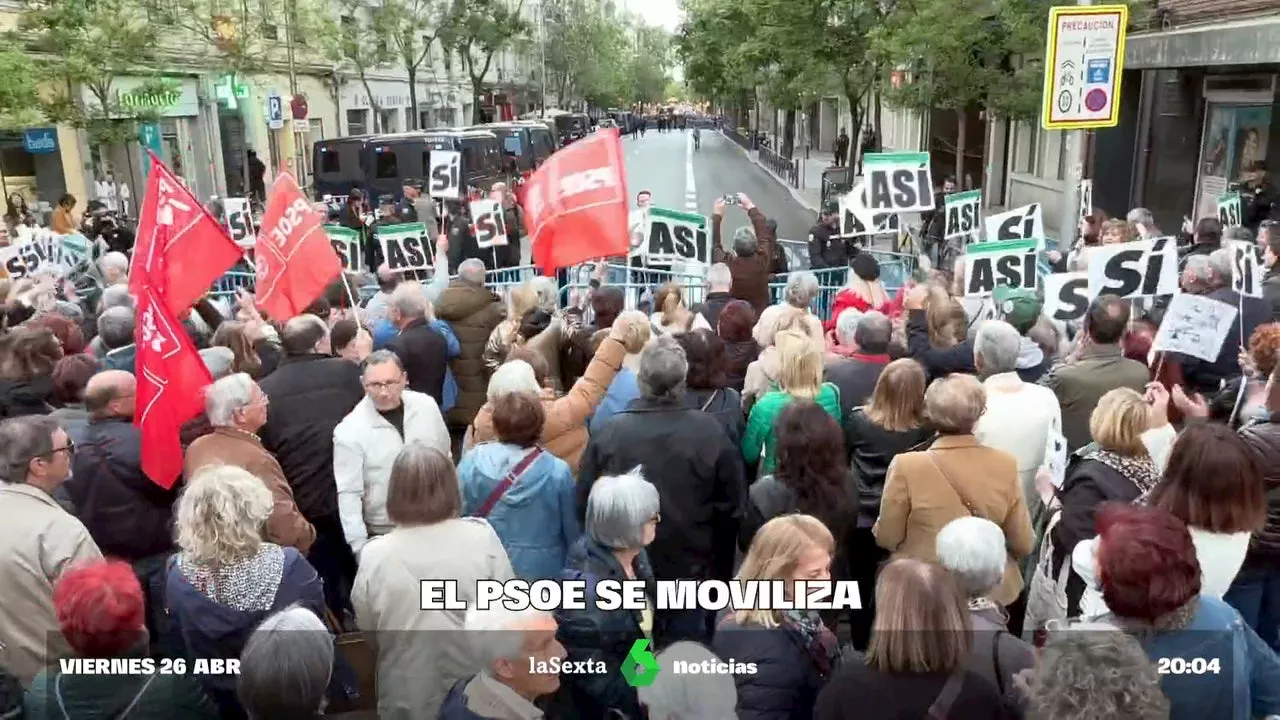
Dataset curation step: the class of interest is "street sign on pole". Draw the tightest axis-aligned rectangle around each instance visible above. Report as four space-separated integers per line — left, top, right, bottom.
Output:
267 91 285 130
1041 4 1128 131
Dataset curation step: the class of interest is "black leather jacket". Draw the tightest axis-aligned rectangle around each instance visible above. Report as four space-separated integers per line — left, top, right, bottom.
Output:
842 408 934 521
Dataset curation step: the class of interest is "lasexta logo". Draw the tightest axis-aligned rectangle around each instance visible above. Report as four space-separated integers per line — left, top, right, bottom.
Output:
620 639 659 688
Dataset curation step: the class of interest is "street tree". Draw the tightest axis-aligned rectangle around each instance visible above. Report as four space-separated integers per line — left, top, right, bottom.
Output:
441 0 531 123
0 48 44 130
625 23 672 105
542 0 628 109
379 0 450 129
870 0 1051 178
320 0 398 132
13 0 164 146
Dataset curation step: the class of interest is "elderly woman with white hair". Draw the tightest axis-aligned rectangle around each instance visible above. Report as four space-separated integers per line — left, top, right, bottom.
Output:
936 517 1037 697
237 606 334 719
754 271 824 346
440 606 566 719
165 465 326 719
468 311 640 474
556 470 661 720
637 642 738 720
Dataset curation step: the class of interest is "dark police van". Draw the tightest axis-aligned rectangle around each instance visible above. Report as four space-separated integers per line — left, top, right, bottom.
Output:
312 129 509 204
553 113 590 145
473 121 558 179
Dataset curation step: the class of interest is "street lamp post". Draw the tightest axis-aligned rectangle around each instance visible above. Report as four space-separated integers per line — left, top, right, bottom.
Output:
538 0 548 116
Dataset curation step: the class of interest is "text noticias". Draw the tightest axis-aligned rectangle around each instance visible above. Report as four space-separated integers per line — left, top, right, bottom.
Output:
419 579 862 612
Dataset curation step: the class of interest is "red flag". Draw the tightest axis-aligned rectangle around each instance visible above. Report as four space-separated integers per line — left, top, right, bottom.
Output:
528 128 630 272
254 172 341 320
129 153 244 317
134 275 213 488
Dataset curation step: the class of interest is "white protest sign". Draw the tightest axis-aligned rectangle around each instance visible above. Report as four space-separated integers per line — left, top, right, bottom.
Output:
429 150 462 200
1045 430 1068 490
984 203 1044 245
1152 293 1238 363
1042 271 1094 322
863 151 934 213
1217 191 1242 229
645 206 709 263
963 239 1039 298
1086 236 1178 299
324 224 364 273
1229 239 1264 299
1079 179 1093 219
944 190 981 240
628 209 649 255
0 235 61 279
838 182 900 238
376 222 433 272
470 198 509 249
224 197 256 248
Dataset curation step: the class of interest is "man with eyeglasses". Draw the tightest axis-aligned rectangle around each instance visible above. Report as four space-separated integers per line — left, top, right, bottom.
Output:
0 415 101 685
333 350 450 559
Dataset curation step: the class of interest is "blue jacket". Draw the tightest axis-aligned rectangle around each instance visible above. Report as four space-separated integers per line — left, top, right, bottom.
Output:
102 344 137 374
1136 596 1280 720
437 679 486 720
459 443 581 580
589 368 640 434
374 318 461 413
713 616 826 720
164 547 326 719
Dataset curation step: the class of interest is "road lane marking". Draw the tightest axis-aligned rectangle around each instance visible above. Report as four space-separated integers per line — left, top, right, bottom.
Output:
685 133 698 212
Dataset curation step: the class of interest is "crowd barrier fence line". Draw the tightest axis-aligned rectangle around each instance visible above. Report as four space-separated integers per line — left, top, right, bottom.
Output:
209 250 916 323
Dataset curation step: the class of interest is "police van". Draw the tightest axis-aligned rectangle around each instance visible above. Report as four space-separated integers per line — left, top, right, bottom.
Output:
312 129 510 205
473 122 557 180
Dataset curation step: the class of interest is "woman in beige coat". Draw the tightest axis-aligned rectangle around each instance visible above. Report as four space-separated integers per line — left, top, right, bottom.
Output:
874 373 1034 606
466 311 642 474
352 443 515 720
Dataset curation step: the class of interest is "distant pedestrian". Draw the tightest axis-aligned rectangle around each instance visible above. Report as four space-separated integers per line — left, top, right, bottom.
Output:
834 129 850 168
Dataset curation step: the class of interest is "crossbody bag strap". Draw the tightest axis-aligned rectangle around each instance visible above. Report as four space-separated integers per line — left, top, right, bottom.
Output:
991 630 1005 697
475 448 544 518
927 670 968 720
927 451 978 516
57 671 158 720
700 389 719 412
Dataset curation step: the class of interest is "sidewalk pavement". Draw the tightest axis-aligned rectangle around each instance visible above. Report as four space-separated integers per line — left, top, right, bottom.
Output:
734 141 852 213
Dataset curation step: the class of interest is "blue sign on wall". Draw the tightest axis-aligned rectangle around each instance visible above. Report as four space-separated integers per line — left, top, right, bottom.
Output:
23 128 58 154
139 122 164 177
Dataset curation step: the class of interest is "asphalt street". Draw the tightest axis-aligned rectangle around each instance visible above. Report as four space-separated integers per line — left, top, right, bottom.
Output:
620 128 818 248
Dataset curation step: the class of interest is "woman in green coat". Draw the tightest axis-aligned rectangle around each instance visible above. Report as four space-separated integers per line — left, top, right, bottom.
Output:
743 329 842 474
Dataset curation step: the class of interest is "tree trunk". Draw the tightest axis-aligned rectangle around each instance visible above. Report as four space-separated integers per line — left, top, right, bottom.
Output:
783 108 796 159
407 65 419 130
955 111 967 186
360 75 382 132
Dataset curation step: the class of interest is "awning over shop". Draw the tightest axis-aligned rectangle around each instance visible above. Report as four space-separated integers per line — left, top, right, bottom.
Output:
1126 16 1280 69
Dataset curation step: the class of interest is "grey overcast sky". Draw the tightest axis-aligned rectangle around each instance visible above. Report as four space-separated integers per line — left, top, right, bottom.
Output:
623 0 684 32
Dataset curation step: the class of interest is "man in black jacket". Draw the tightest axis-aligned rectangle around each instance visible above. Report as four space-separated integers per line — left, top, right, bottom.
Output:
385 280 449 407
68 370 179 656
577 335 744 646
259 314 364 619
807 203 845 270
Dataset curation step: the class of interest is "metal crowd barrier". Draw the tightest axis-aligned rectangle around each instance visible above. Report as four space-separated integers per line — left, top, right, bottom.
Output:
210 250 917 324
758 145 800 188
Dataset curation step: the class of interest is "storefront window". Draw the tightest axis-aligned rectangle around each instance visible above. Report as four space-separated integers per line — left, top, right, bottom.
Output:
1195 104 1272 220
347 109 369 135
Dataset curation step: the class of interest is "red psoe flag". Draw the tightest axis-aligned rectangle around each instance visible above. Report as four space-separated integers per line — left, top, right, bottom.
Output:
254 172 341 320
134 278 213 488
129 153 244 316
528 128 630 272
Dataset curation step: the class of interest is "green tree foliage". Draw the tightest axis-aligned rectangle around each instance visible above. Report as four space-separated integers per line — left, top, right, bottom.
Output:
13 0 164 145
541 0 628 109
441 0 530 123
377 0 449 129
0 48 44 130
318 0 397 132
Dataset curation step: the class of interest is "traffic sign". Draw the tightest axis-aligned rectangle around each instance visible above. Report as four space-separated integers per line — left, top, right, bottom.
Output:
1041 5 1128 131
267 91 285 130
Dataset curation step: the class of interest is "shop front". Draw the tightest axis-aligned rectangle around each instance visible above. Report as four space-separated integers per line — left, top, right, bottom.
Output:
0 127 76 224
81 75 218 207
1193 79 1275 221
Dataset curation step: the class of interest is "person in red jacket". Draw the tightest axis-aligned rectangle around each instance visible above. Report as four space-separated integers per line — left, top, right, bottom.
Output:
825 252 904 331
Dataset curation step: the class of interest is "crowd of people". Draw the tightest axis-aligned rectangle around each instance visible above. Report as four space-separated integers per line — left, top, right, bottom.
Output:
2 187 1280 720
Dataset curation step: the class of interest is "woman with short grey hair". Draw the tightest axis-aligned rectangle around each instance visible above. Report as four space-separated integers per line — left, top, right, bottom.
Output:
237 606 334 719
556 469 660 719
936 517 1037 696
